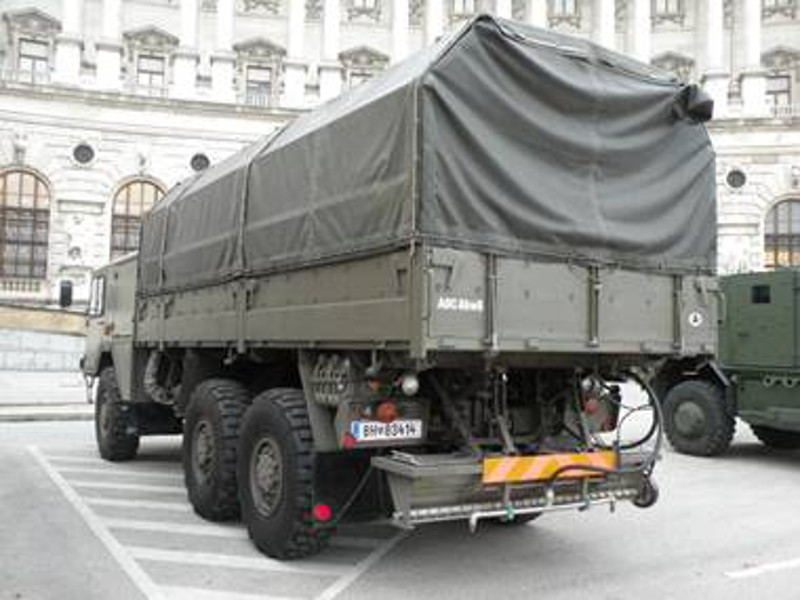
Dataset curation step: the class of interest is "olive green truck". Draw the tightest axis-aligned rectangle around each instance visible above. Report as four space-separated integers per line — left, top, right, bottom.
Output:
81 16 718 559
663 270 800 456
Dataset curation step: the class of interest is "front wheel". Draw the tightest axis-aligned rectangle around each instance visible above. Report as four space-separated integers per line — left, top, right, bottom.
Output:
751 425 800 450
238 388 331 560
95 367 139 461
663 380 734 457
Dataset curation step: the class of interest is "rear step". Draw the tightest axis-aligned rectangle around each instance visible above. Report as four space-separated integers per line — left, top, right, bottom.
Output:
372 451 650 531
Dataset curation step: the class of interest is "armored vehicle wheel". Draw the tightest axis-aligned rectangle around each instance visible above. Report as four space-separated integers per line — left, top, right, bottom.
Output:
663 380 734 457
238 388 331 560
751 425 800 450
95 367 139 461
183 379 250 521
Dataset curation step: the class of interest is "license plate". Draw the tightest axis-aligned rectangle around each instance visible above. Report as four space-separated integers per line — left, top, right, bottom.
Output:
350 419 423 441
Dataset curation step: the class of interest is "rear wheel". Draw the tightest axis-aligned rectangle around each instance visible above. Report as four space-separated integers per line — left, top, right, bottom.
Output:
95 367 139 461
238 388 331 560
751 425 800 450
183 379 250 521
663 380 734 457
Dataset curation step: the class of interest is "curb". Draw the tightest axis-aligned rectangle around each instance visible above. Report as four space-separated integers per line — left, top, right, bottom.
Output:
0 405 94 423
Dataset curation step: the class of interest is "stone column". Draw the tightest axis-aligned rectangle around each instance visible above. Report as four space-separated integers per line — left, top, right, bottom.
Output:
172 0 200 99
54 0 83 84
528 0 548 28
495 0 512 19
741 0 766 116
95 0 123 89
319 0 342 101
211 0 236 102
283 0 307 107
592 0 615 50
391 0 410 62
631 0 650 63
424 0 444 46
701 0 728 117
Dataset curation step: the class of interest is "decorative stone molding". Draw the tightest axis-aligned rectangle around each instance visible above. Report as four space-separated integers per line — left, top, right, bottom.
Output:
651 0 685 27
651 51 695 82
123 26 180 52
762 46 800 71
306 0 323 20
202 0 218 11
2 8 61 38
346 0 383 23
240 0 282 15
762 0 797 21
339 45 389 88
548 0 581 30
410 0 424 25
338 45 389 71
233 37 287 61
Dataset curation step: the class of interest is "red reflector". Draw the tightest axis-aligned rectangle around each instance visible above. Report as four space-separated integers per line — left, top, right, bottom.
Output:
375 401 398 423
343 434 358 449
313 504 333 522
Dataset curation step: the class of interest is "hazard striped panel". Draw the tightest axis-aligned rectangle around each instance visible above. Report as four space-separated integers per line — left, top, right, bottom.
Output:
482 451 617 484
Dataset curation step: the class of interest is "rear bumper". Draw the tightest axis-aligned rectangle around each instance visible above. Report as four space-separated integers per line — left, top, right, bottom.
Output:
373 450 651 530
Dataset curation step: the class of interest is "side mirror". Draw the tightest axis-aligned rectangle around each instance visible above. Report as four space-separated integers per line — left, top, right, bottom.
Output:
59 280 73 309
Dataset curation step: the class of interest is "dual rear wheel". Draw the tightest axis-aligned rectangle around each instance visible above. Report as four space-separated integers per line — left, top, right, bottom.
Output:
182 382 330 559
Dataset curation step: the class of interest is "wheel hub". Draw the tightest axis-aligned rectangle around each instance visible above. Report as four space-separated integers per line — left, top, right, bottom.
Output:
250 436 283 517
674 401 706 439
192 420 215 485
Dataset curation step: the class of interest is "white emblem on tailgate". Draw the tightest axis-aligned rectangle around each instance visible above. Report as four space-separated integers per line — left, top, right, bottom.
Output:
437 297 484 313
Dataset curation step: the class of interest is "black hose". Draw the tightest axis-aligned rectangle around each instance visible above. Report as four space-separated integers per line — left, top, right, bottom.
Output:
544 370 664 491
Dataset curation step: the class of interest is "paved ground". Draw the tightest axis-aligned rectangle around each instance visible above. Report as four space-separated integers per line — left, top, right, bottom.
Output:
2 420 800 600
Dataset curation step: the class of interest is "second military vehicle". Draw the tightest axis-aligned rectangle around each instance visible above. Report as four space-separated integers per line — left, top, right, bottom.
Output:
82 15 717 559
663 270 800 456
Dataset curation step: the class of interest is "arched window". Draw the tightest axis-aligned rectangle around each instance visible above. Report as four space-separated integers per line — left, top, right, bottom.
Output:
111 179 165 259
765 199 800 270
0 169 50 279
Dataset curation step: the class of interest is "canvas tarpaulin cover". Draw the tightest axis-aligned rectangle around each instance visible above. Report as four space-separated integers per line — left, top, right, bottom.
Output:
139 14 716 294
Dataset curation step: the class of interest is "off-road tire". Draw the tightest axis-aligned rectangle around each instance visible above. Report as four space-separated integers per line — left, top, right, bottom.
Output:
751 425 800 450
95 367 139 461
663 380 735 457
183 379 250 521
238 388 331 560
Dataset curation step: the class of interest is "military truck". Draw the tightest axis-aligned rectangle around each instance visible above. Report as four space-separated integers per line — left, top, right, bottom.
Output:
82 15 717 559
663 270 800 456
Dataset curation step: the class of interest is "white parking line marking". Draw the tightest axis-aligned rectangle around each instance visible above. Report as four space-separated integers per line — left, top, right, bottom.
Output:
314 531 407 600
129 546 344 576
103 517 246 538
726 557 800 579
29 445 166 600
37 447 407 600
58 467 181 481
85 497 192 512
70 480 185 493
159 585 301 600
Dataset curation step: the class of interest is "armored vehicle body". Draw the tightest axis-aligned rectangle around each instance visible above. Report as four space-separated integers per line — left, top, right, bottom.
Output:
83 15 717 559
663 270 800 456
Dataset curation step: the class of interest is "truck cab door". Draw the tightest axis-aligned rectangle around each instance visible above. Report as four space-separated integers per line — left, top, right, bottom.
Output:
83 275 107 376
720 271 795 369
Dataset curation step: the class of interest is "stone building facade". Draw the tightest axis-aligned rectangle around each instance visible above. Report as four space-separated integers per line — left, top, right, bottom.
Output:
0 0 799 310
